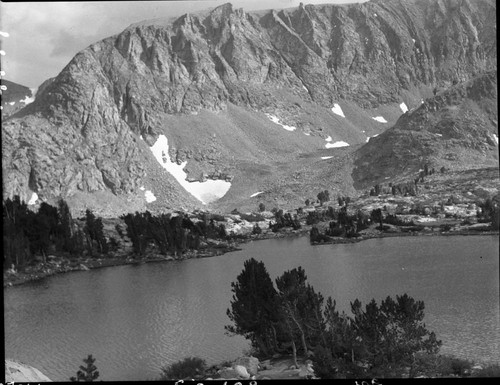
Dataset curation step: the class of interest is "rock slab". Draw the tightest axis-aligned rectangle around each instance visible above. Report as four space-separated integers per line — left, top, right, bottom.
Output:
5 359 52 382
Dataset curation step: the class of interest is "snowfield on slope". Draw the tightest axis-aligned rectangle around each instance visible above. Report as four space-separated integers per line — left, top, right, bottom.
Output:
366 133 379 143
150 135 231 204
28 192 38 205
144 190 157 203
372 116 387 123
331 104 345 117
325 141 349 148
400 102 408 113
265 113 296 131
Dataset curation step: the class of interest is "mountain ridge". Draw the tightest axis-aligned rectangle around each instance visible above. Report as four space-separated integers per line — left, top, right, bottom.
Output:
2 0 497 215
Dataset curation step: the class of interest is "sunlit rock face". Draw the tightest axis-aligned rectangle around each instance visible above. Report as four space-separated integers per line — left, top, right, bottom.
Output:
5 359 53 382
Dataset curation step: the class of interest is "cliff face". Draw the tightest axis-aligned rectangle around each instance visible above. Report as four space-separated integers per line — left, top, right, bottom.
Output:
2 0 497 213
352 70 498 189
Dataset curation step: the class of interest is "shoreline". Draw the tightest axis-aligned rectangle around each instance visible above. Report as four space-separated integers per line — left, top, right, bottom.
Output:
4 227 497 288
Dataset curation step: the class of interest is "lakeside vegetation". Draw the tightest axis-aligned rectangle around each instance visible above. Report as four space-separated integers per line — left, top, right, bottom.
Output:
224 258 443 378
158 258 500 380
3 176 499 287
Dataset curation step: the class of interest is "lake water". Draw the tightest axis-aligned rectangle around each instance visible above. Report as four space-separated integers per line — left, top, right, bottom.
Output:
4 235 499 381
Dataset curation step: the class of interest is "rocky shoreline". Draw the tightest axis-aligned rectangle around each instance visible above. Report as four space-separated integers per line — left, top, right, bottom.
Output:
4 222 496 288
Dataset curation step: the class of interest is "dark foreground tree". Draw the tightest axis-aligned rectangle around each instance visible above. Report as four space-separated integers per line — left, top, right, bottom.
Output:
226 258 280 355
349 294 442 377
160 357 206 380
70 354 99 382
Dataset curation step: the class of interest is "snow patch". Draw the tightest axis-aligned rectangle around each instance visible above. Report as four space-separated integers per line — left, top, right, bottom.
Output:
139 186 145 191
0 85 7 91
28 192 38 205
0 70 5 76
302 85 308 92
331 104 345 118
265 113 296 131
0 31 9 37
435 133 443 137
321 156 333 160
250 191 263 198
9 101 15 105
412 38 416 43
145 190 157 203
304 132 310 136
150 135 231 204
421 99 424 104
0 50 5 56
372 134 379 137
366 137 370 143
325 141 349 148
20 94 35 105
140 135 144 141
400 102 408 113
325 135 332 142
493 134 498 145
372 116 387 123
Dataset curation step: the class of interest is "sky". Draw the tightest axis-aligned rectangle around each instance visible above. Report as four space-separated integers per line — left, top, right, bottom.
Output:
0 0 366 88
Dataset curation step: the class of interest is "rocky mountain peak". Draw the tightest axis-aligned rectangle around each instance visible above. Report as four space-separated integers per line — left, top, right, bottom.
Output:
2 0 497 214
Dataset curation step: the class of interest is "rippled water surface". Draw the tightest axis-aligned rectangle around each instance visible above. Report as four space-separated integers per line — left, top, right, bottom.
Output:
4 235 499 380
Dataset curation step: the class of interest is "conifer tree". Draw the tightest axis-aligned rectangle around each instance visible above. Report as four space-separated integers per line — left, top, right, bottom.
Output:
70 354 100 382
226 258 280 355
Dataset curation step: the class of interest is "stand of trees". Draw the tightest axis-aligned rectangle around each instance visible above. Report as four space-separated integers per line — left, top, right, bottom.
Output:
309 207 370 242
226 259 442 378
477 197 500 230
120 211 227 256
3 196 107 269
269 209 301 232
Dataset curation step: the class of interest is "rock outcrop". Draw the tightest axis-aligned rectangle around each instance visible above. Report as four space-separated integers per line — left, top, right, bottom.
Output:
2 0 496 213
352 70 498 189
5 359 52 382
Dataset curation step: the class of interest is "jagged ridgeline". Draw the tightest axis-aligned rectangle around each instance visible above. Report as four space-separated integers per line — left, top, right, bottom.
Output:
2 0 497 215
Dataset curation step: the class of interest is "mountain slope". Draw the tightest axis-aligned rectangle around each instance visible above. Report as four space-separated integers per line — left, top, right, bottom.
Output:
352 70 498 190
0 79 36 117
2 0 497 214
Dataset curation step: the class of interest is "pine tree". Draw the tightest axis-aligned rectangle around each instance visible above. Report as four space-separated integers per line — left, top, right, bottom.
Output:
70 354 100 382
85 209 108 255
226 258 280 355
57 199 74 253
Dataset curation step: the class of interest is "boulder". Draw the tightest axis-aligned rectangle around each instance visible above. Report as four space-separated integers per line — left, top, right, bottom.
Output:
233 356 259 376
218 367 239 379
233 365 250 379
5 359 52 382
